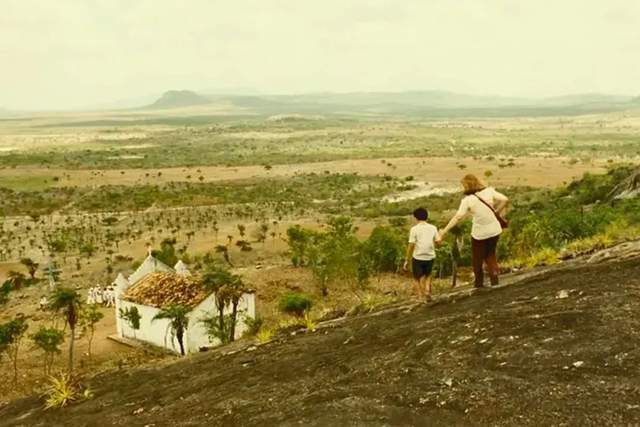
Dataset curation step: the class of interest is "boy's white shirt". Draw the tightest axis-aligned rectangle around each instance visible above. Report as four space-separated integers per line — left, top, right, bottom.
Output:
409 222 438 261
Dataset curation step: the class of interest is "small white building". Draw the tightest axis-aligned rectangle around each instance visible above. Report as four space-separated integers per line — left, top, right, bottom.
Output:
114 253 255 354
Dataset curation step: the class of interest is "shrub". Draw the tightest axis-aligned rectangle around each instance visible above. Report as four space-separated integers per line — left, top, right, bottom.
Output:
119 306 141 338
303 312 316 331
0 281 11 305
278 293 313 317
44 374 93 409
256 328 274 343
243 316 264 337
201 313 234 344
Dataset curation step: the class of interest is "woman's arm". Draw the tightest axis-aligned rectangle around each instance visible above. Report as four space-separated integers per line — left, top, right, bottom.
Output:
438 199 469 242
403 243 415 270
438 212 465 240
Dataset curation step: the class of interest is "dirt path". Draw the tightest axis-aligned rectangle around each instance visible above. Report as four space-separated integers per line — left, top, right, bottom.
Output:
2 254 640 426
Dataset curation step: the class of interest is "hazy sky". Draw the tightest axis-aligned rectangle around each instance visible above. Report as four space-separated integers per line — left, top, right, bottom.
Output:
2 0 639 110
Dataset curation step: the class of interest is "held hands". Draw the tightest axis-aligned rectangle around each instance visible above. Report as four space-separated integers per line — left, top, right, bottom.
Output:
435 231 445 245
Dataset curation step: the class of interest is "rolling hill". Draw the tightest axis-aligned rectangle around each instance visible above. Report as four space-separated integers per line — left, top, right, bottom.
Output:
140 89 639 118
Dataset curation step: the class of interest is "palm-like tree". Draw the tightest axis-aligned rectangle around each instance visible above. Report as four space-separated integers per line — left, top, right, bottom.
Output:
153 304 190 356
20 258 39 280
215 276 246 342
202 265 247 342
7 271 27 290
49 287 82 374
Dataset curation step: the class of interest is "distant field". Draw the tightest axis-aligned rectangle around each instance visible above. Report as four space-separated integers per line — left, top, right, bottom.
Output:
0 156 610 193
1 110 639 171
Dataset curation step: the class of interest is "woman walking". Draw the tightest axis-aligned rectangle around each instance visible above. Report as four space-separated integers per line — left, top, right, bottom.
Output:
438 174 509 288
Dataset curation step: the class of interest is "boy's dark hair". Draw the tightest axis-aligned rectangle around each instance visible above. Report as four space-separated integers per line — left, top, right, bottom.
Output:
413 207 429 221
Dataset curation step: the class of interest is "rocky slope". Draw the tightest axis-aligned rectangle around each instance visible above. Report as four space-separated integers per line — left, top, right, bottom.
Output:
2 244 640 426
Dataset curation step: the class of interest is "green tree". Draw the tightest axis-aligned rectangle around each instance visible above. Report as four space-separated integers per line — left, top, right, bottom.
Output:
286 225 318 267
30 326 65 376
49 287 82 374
0 316 28 384
362 226 405 280
81 304 104 360
153 304 190 356
307 217 362 296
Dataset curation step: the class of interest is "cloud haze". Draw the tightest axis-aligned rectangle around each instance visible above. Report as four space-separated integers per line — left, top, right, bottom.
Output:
1 0 639 109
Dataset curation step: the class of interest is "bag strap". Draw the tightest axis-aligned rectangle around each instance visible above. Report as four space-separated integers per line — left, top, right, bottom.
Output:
474 194 501 220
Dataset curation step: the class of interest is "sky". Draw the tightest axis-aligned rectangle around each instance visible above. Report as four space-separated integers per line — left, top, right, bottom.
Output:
1 0 639 110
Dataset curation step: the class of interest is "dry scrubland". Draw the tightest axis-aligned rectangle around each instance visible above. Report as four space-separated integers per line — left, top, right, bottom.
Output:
1 108 640 407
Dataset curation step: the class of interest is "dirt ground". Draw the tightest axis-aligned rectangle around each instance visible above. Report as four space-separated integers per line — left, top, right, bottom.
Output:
2 254 639 426
0 213 432 402
0 156 609 190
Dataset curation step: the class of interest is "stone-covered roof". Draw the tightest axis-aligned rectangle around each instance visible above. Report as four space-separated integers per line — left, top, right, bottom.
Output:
122 272 209 309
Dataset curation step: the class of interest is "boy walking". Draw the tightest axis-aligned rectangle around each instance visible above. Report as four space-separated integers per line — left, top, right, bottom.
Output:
403 207 438 302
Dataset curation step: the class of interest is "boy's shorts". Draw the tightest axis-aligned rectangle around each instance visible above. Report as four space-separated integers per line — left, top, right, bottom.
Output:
412 258 434 280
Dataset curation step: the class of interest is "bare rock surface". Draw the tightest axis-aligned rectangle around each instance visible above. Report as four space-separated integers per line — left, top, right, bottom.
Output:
2 246 640 426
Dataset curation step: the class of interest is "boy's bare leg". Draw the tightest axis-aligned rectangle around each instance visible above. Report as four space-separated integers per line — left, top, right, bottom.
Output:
417 276 426 300
412 278 423 300
424 275 433 301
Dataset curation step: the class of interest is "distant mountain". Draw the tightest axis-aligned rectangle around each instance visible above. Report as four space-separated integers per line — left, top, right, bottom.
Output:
147 90 212 110
136 89 640 118
265 90 530 109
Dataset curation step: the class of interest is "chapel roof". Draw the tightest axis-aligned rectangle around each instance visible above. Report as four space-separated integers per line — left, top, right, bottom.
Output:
127 254 174 285
122 272 209 309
